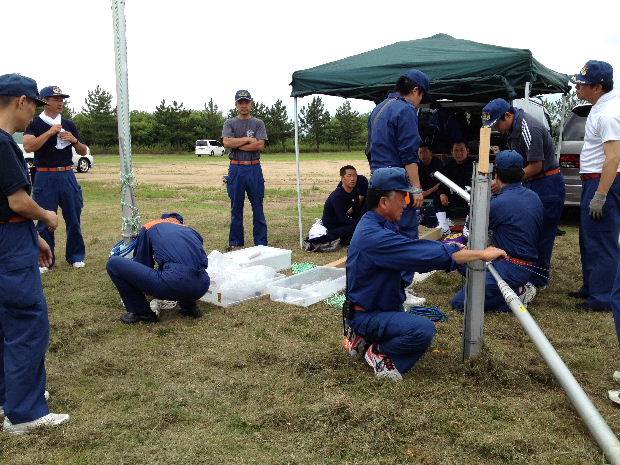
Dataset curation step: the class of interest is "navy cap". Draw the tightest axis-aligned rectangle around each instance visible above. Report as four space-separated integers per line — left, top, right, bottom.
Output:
404 69 430 94
495 150 524 171
161 212 184 224
234 89 252 102
571 60 613 86
369 167 415 193
40 86 70 99
482 98 511 128
0 73 46 105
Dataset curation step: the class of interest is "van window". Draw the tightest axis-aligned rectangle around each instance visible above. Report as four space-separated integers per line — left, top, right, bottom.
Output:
196 140 209 146
210 141 222 147
562 114 587 141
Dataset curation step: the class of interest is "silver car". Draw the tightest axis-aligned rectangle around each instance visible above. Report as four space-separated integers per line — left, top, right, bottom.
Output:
558 104 591 206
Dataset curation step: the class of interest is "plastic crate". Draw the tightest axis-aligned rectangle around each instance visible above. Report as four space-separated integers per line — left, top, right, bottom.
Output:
200 270 285 308
223 245 292 271
267 266 346 307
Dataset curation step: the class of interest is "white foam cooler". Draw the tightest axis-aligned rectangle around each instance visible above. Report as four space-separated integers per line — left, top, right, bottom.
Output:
267 266 346 307
223 245 292 271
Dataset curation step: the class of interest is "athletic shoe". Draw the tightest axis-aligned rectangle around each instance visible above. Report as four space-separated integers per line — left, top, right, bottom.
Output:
120 311 158 324
404 290 426 308
364 344 402 381
1 391 48 418
609 390 620 406
150 299 178 316
518 282 537 305
39 267 49 274
226 245 243 252
3 412 69 435
342 328 368 359
613 371 620 384
72 261 85 268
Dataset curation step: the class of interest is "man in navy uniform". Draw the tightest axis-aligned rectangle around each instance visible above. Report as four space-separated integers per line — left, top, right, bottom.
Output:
0 74 69 434
222 90 268 251
106 213 210 324
23 85 89 272
343 167 506 380
482 98 564 301
451 150 544 312
437 141 474 221
570 60 620 311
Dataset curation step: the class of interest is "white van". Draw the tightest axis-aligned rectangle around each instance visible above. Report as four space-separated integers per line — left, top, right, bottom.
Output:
195 139 225 157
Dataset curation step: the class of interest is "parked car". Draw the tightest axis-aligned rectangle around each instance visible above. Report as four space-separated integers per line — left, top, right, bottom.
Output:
558 104 591 206
195 139 225 157
12 131 94 173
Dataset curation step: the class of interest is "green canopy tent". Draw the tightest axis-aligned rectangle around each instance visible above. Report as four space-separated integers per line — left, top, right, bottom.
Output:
289 34 570 246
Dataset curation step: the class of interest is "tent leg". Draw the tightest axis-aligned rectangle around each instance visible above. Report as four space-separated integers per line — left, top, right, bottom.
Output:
294 97 303 249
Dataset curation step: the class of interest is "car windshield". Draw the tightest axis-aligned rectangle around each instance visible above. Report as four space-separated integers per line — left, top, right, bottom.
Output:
563 114 587 141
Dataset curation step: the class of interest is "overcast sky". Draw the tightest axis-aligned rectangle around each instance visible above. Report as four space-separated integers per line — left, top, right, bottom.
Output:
3 0 619 117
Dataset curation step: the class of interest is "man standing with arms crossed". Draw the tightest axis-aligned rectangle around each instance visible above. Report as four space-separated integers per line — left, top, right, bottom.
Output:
0 74 69 434
570 60 620 311
367 70 429 306
23 85 89 271
222 90 268 251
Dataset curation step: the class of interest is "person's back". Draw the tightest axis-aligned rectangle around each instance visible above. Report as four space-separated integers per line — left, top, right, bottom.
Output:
143 222 209 271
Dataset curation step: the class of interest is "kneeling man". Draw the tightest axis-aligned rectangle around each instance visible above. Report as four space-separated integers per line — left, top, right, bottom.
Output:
107 213 210 324
343 167 506 380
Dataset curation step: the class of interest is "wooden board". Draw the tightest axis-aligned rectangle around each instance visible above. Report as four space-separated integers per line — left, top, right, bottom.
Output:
478 127 491 174
324 226 443 268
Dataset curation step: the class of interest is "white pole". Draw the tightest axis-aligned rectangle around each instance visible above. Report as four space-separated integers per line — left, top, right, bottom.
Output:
294 97 303 248
525 81 531 99
432 171 471 203
111 0 140 240
487 262 620 465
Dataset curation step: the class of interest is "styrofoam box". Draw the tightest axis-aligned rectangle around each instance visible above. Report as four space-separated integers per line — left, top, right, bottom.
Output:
200 273 284 308
267 266 346 307
223 245 292 271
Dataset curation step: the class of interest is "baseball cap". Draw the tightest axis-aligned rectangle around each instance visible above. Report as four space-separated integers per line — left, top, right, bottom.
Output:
234 89 253 102
404 69 431 103
369 167 415 193
0 73 46 105
40 86 70 99
571 60 613 86
161 212 184 224
495 150 524 171
482 98 511 128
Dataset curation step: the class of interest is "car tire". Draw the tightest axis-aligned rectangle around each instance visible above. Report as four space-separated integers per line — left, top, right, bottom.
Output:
77 157 91 173
210 150 215 156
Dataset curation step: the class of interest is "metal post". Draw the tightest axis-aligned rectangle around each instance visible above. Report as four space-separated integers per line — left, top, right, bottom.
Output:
525 81 531 99
487 263 620 465
293 97 303 248
462 164 491 360
111 0 140 240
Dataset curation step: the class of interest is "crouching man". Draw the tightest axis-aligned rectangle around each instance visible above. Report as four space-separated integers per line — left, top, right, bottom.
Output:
451 150 543 311
343 167 506 380
106 213 210 324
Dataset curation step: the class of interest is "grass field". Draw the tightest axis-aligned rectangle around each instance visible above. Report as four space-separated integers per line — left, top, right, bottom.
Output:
1 152 619 465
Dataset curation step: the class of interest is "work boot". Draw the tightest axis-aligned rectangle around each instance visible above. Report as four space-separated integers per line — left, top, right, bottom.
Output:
342 327 369 359
364 344 402 381
120 311 158 324
567 289 588 299
179 306 203 318
3 412 70 435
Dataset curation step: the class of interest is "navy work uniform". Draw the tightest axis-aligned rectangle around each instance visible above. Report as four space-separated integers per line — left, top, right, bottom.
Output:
106 214 210 321
25 95 85 266
346 209 462 374
483 98 565 288
319 182 363 245
437 156 473 216
571 62 620 309
0 128 51 424
452 151 544 311
222 91 268 248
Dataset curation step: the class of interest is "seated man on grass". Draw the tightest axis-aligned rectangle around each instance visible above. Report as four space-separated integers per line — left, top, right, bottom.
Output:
451 150 543 311
106 213 210 324
342 167 506 381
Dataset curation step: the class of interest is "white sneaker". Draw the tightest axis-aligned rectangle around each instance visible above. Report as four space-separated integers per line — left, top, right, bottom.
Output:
72 261 85 268
609 390 620 406
39 266 49 274
404 290 426 308
518 282 537 305
1 390 50 418
613 371 620 384
3 412 69 435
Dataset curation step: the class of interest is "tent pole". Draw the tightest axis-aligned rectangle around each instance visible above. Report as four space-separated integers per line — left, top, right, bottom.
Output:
111 0 140 241
525 81 531 99
294 97 303 248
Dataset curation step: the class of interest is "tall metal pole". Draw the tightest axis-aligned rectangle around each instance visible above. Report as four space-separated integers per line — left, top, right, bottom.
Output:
487 263 620 465
293 97 303 248
462 127 492 360
111 0 140 240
